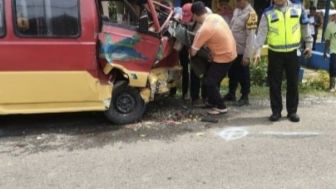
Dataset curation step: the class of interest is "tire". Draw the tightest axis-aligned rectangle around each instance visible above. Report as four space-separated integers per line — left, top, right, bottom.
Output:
104 82 146 125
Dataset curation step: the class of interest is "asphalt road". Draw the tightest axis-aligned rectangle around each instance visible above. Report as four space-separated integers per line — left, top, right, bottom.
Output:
0 96 336 189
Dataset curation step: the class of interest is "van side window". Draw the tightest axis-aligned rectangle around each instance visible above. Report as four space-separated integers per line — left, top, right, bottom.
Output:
14 0 80 37
0 0 4 36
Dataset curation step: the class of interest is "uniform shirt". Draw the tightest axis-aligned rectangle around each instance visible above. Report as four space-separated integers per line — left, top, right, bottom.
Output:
230 4 257 61
325 21 336 54
192 14 237 63
254 0 313 55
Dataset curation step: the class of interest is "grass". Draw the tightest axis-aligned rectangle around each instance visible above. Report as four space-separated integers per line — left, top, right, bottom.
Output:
176 80 332 100
219 80 332 99
175 64 334 100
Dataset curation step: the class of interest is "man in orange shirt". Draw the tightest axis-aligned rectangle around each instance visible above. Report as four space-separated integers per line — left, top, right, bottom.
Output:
190 1 237 115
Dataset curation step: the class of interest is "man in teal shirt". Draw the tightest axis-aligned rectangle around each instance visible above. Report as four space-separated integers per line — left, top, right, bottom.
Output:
324 12 336 92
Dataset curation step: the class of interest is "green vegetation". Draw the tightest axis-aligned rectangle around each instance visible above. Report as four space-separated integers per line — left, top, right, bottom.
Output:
250 57 268 87
251 58 331 97
300 70 330 90
178 57 332 99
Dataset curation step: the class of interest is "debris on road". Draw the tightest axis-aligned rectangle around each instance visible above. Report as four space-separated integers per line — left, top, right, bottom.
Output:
36 133 48 140
196 132 205 137
201 117 219 123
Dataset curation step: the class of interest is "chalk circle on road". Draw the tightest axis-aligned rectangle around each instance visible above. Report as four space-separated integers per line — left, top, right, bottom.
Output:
218 127 249 141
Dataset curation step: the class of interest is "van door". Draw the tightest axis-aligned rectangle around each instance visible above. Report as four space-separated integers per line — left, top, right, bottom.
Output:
98 0 162 85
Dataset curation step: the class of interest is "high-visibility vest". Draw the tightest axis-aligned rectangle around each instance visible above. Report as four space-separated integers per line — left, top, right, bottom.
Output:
266 5 302 52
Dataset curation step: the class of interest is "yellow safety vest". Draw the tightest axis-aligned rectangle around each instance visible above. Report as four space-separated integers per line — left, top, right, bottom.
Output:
266 6 302 52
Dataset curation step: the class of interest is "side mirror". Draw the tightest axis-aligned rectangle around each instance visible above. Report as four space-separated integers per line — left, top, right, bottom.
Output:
139 10 149 33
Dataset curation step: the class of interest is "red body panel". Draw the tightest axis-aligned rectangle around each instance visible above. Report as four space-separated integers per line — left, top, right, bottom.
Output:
0 0 99 77
0 0 178 79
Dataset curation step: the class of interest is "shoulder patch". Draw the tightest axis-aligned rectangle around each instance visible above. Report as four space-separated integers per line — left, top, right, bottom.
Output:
246 12 258 30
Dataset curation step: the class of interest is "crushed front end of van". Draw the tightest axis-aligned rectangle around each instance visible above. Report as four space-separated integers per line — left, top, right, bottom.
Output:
97 0 182 124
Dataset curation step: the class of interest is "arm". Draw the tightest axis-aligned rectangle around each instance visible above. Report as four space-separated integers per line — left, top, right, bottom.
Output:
229 9 238 28
324 40 331 59
300 10 313 52
324 24 331 59
301 24 313 49
252 13 268 64
243 12 258 64
254 14 268 56
190 45 198 57
191 25 214 56
190 30 201 56
315 14 323 28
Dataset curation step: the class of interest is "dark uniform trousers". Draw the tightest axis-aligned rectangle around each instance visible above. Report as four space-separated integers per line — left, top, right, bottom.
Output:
330 53 336 77
268 50 299 115
228 55 251 97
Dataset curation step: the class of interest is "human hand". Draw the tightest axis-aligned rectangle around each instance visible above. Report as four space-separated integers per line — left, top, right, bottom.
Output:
252 53 260 65
241 58 249 66
303 48 312 58
323 52 331 60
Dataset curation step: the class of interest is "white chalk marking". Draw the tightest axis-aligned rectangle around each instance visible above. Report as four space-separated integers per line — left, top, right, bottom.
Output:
218 127 249 141
262 131 320 137
217 128 320 141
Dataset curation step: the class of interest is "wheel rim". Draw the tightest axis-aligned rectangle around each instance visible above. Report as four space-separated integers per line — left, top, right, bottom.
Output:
115 92 136 114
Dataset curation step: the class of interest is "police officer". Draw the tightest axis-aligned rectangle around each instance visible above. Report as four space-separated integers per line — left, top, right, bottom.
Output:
253 0 312 122
223 0 257 106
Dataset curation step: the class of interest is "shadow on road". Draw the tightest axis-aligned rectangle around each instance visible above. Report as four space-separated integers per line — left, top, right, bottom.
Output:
0 97 274 156
0 112 120 138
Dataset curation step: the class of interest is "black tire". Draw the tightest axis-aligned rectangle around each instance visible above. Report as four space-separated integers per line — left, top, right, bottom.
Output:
104 82 146 125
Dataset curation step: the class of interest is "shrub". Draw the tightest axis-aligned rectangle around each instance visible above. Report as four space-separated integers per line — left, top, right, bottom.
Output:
250 57 268 86
300 70 330 90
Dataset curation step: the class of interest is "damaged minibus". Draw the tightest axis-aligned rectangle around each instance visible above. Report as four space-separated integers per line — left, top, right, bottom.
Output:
0 0 181 124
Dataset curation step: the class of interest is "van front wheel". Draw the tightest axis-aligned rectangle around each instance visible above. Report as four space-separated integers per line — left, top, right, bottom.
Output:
105 83 146 125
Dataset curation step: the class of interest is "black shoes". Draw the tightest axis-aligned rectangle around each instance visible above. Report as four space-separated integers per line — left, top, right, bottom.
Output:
236 96 249 106
269 113 300 122
224 94 249 106
269 113 281 122
287 113 300 122
223 93 236 102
